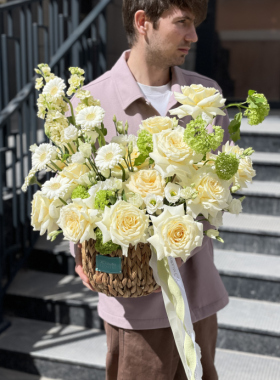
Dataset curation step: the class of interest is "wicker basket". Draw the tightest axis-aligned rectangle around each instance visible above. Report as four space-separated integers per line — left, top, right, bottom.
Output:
82 239 160 297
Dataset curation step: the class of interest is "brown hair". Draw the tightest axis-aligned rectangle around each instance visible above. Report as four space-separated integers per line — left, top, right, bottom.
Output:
122 0 208 47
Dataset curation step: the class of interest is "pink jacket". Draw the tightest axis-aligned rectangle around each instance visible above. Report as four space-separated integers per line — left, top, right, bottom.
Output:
69 51 230 329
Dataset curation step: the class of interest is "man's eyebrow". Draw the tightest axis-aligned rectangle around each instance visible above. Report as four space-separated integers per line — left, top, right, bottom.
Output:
174 14 195 22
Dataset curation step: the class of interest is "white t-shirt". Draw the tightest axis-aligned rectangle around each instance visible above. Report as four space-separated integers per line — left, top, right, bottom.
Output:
137 81 172 117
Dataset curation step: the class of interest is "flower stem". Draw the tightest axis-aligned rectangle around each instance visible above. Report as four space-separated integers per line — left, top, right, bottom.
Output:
67 143 75 155
59 197 68 206
63 96 76 126
50 161 62 171
118 163 126 182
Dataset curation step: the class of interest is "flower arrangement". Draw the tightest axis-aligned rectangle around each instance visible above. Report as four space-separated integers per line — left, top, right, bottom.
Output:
22 65 269 266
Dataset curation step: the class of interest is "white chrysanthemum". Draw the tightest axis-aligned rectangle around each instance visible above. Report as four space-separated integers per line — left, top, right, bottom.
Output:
164 182 181 203
144 194 164 214
76 106 105 131
43 77 66 99
95 143 123 171
71 152 86 164
41 176 75 200
64 124 79 142
32 143 57 170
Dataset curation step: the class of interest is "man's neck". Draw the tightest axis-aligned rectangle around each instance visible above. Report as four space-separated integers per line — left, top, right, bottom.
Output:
127 48 171 87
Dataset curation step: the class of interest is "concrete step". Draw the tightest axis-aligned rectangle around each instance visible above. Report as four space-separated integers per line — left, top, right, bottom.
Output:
214 213 280 255
251 152 280 181
215 249 280 302
217 297 280 357
237 181 280 216
0 317 106 380
0 367 59 380
215 348 280 380
4 269 103 330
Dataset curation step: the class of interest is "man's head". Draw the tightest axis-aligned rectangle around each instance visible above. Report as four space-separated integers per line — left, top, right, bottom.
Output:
122 0 208 48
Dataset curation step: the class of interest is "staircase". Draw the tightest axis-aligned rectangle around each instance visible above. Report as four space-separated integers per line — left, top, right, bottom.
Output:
0 112 280 379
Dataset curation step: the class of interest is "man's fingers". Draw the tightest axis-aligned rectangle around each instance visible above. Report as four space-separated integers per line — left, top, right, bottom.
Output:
75 264 89 282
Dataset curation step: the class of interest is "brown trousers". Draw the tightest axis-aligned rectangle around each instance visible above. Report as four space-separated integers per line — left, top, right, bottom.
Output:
104 313 218 380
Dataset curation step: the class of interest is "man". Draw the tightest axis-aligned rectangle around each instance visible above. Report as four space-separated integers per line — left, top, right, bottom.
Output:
70 1 230 379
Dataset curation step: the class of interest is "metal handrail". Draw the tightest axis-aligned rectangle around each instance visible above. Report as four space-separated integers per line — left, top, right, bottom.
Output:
0 0 111 127
0 0 40 10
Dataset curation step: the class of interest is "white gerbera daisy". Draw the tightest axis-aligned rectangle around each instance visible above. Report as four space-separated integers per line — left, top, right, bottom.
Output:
41 176 75 200
76 106 105 131
165 182 181 203
95 143 123 171
32 143 57 170
43 77 66 99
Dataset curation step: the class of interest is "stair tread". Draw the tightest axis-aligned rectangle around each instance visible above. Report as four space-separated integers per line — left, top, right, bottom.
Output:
238 180 280 197
215 348 280 380
220 213 280 236
215 249 280 281
0 367 59 380
218 297 280 335
251 151 280 164
6 269 98 306
0 317 106 368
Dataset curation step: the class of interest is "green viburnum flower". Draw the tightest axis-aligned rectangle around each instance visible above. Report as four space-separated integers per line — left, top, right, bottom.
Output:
137 130 153 156
95 228 120 256
184 116 224 156
244 91 270 125
94 190 115 211
71 185 90 200
215 152 240 180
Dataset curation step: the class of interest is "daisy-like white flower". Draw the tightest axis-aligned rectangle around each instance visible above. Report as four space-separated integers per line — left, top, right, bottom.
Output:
95 143 123 171
76 106 105 131
43 77 66 99
32 143 57 170
164 182 181 203
41 176 75 200
144 194 164 214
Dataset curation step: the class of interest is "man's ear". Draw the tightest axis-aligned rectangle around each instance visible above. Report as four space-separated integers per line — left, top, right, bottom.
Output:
134 10 150 37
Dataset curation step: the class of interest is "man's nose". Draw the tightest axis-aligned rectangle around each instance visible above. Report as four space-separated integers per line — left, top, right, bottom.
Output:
186 25 198 43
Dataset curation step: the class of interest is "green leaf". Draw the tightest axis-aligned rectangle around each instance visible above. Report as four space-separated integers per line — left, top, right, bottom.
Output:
149 158 154 165
248 90 256 96
61 154 71 162
95 127 106 147
121 189 127 202
109 196 117 205
100 122 107 137
134 153 148 166
228 112 242 142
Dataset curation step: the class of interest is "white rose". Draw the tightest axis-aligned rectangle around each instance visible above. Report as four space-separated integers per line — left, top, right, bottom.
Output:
71 152 86 164
169 84 226 123
60 162 90 184
140 116 175 134
234 157 256 189
31 191 60 236
96 200 149 256
57 199 100 243
148 204 203 261
79 141 92 158
64 124 79 142
149 127 202 180
144 194 164 214
228 198 243 215
164 182 181 203
125 169 165 198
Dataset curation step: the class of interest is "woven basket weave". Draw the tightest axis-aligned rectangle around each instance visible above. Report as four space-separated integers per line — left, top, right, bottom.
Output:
82 239 160 297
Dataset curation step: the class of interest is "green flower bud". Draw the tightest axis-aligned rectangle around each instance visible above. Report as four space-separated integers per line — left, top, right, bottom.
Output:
137 130 153 156
244 92 270 125
95 228 120 255
215 152 240 180
71 185 90 200
94 190 115 211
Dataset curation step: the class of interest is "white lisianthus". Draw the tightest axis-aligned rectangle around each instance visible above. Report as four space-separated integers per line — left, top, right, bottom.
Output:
186 167 231 219
228 198 243 215
76 106 105 131
111 134 137 148
149 127 202 179
209 211 223 228
96 200 149 256
144 194 164 214
126 192 144 208
126 169 165 198
32 143 57 170
140 116 176 134
180 186 198 200
31 191 61 236
169 84 226 123
83 129 99 143
43 77 66 99
64 124 79 142
71 152 86 164
41 176 75 200
57 199 100 243
164 182 181 203
95 143 123 171
148 204 203 262
205 229 219 238
79 141 92 158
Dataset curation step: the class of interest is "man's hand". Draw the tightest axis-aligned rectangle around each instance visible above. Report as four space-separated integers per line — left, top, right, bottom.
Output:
75 243 96 292
153 257 184 293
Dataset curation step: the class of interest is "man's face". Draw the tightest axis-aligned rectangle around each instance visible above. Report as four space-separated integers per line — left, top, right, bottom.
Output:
144 7 198 68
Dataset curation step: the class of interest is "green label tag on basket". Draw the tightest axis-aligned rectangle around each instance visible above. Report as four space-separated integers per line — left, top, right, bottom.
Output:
96 255 122 274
